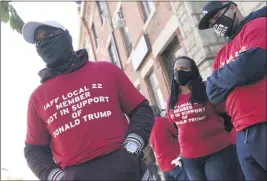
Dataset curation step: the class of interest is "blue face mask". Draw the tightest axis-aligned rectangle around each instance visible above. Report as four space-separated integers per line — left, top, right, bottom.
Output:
36 30 73 66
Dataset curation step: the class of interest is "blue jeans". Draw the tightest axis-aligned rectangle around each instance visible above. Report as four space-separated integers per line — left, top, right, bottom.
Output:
181 145 239 180
163 166 189 181
236 122 267 180
232 144 245 180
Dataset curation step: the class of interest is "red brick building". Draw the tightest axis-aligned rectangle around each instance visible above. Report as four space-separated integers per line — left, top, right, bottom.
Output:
77 1 265 111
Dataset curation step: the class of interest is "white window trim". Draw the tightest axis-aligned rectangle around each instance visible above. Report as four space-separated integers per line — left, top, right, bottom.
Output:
141 58 154 78
134 79 140 87
101 17 106 30
146 71 166 109
115 2 122 13
112 1 123 25
142 5 156 33
91 23 99 52
96 46 100 54
106 34 112 49
107 36 122 68
126 50 134 65
152 15 179 57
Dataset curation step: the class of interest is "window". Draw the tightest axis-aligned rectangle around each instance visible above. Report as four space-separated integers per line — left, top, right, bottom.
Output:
147 71 166 109
161 36 180 87
121 26 133 56
108 40 122 68
117 6 132 57
139 1 156 22
91 23 99 48
96 1 104 25
118 7 124 19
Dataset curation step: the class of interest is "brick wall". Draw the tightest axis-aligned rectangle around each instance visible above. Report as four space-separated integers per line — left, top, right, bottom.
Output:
107 1 173 103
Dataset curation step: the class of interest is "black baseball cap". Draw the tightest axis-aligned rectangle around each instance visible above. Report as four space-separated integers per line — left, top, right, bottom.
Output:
198 1 237 30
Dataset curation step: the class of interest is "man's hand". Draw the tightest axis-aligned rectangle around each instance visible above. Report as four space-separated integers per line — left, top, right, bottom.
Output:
171 155 182 168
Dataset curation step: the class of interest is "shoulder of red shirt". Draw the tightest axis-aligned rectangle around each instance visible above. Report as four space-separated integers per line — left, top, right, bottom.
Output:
213 17 267 71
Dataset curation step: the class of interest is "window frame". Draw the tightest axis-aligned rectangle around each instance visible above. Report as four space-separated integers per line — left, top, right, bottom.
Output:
138 1 156 22
119 26 133 57
108 40 122 69
96 1 104 25
91 23 99 49
146 70 166 109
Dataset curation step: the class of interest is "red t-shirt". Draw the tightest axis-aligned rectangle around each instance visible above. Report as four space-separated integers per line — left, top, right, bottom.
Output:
150 117 179 172
213 18 267 131
26 61 145 169
168 93 232 158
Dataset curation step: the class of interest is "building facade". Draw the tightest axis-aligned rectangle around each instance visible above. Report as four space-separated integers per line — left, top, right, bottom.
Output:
77 1 265 111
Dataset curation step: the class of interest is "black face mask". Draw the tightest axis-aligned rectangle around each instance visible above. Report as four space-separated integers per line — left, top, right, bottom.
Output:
36 30 74 66
213 7 236 37
174 70 193 86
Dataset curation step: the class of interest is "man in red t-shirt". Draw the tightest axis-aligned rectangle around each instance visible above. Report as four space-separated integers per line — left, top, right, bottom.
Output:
199 1 266 180
22 21 154 180
150 105 189 181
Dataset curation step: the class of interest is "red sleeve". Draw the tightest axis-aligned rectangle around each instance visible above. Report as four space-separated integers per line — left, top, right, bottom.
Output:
213 17 267 72
241 17 267 50
26 97 51 145
168 121 178 136
150 118 167 153
113 64 146 114
150 117 177 154
212 53 221 72
166 98 173 121
149 127 157 151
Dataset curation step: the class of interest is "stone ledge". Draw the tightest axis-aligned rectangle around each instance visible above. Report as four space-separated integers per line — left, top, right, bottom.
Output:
184 2 206 15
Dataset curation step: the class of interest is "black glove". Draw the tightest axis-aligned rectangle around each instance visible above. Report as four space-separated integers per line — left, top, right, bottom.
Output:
218 113 233 132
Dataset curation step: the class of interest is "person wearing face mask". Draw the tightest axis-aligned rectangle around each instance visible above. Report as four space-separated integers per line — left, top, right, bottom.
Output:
149 105 189 181
22 21 155 181
167 56 239 181
198 1 267 180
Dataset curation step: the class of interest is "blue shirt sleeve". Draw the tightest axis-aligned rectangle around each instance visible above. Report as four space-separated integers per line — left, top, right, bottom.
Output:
206 48 266 104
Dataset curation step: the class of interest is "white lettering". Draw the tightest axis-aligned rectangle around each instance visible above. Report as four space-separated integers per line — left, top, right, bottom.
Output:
47 113 58 124
56 92 92 110
53 119 81 138
71 96 109 111
82 111 112 122
220 46 247 68
62 86 90 100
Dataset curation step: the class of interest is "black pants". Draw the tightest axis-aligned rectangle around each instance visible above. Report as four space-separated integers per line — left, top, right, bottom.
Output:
63 147 147 180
